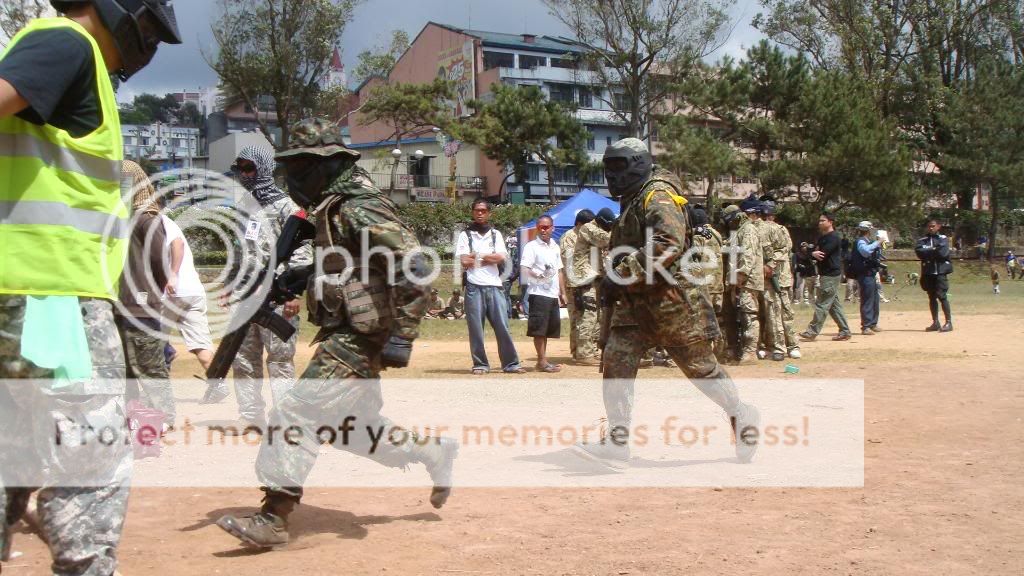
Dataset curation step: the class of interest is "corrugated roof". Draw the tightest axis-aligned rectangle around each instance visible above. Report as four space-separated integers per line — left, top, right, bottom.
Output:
430 21 585 56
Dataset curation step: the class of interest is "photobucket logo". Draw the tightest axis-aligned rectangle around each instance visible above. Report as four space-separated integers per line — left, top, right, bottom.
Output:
102 167 276 343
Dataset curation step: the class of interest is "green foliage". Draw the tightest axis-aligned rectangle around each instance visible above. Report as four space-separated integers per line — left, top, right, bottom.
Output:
353 29 409 84
118 93 181 126
193 251 228 266
206 0 359 149
359 78 453 142
657 117 746 211
455 84 590 202
0 0 50 46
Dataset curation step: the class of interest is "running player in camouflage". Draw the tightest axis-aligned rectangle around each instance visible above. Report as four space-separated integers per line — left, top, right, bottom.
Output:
216 119 458 550
571 139 759 470
723 204 763 364
227 145 314 431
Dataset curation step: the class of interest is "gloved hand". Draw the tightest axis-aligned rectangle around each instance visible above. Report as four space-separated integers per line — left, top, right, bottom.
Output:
381 335 414 369
269 265 314 305
599 275 622 305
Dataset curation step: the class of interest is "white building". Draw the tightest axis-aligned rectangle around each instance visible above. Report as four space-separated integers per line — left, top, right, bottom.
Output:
122 123 201 170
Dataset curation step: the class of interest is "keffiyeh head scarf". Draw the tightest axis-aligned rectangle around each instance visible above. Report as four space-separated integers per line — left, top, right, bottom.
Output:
122 159 158 215
236 145 287 206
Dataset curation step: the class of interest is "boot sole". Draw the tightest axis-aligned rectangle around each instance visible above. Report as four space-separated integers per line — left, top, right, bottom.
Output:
569 445 629 471
429 440 460 509
216 516 288 550
734 405 761 464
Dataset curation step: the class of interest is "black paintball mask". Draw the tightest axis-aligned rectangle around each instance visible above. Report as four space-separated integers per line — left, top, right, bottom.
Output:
281 155 354 209
595 207 617 231
602 138 653 199
52 0 182 81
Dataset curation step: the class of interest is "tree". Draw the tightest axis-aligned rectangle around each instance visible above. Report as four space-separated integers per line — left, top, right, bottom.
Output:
544 0 733 139
657 118 746 212
358 78 453 192
353 30 410 84
117 93 181 125
941 59 1024 257
176 102 204 128
456 84 591 203
206 0 359 149
0 0 50 46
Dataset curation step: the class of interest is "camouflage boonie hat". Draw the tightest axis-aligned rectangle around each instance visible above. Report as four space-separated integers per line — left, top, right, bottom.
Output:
275 118 361 161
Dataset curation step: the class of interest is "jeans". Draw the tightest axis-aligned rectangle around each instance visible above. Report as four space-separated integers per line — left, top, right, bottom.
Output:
857 274 880 330
464 283 522 371
806 274 851 336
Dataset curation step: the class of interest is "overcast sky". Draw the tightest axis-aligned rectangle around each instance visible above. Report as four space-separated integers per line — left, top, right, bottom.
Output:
119 0 764 102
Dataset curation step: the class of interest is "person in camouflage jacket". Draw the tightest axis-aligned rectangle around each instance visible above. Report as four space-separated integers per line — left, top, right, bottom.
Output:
216 119 458 550
571 138 759 470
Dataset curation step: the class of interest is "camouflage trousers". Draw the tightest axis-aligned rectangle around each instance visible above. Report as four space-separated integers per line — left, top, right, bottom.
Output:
255 333 420 500
566 290 577 358
573 285 600 360
760 289 786 356
0 296 132 576
708 292 728 362
777 287 799 351
601 325 742 433
733 288 761 357
117 320 174 425
232 307 299 423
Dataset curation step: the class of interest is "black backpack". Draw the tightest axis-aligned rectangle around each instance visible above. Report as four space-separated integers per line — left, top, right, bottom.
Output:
461 228 511 285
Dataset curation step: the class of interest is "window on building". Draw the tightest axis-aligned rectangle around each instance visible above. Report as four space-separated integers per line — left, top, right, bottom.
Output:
124 136 133 146
606 136 612 146
587 170 606 185
483 51 515 70
548 83 574 104
578 87 593 108
649 124 659 142
550 57 576 69
612 92 632 112
586 130 595 151
141 137 149 146
172 138 181 148
518 54 546 69
527 164 541 182
553 166 578 183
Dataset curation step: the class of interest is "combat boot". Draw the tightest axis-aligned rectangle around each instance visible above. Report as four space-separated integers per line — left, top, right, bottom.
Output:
216 491 297 549
413 437 459 509
731 403 761 463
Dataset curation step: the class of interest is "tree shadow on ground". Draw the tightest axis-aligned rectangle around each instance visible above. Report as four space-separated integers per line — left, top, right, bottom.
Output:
181 504 441 556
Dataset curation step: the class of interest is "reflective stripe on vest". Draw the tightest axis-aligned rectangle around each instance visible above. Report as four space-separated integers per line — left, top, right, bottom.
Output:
0 18 126 299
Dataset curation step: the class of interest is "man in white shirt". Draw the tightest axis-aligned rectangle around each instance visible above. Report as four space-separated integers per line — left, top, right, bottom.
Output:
520 215 567 372
161 214 214 371
455 199 525 375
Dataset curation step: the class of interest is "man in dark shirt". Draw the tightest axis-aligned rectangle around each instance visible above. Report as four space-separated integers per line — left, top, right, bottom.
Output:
800 212 852 341
915 218 954 332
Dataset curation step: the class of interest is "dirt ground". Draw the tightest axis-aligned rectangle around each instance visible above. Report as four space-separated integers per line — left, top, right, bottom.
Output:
6 309 1023 575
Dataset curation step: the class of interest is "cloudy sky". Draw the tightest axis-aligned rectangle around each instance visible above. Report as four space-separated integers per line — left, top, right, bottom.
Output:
120 0 765 102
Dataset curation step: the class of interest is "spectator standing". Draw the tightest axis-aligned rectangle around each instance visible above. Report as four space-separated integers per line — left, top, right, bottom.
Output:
851 221 883 335
456 199 526 374
915 219 954 332
117 161 174 429
800 213 852 341
1006 250 1019 280
161 213 214 371
521 216 567 372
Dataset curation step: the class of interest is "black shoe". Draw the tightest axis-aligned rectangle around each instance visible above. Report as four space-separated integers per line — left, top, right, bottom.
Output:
925 323 940 332
771 352 786 361
940 322 953 332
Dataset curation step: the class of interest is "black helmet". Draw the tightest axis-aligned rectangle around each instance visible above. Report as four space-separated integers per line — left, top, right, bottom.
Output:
602 138 652 198
52 0 182 80
595 207 617 231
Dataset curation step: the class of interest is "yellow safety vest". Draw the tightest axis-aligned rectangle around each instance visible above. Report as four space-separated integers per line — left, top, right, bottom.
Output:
0 18 126 299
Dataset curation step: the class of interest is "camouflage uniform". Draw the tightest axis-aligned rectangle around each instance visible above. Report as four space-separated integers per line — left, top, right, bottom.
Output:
570 220 610 360
753 218 785 357
691 224 726 361
0 296 131 576
726 213 763 360
232 175 313 424
559 228 579 358
602 167 748 439
767 220 799 353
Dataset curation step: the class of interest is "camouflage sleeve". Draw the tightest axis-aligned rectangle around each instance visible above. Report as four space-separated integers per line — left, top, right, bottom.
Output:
343 202 430 340
615 188 686 286
737 228 759 277
578 221 610 248
768 225 787 269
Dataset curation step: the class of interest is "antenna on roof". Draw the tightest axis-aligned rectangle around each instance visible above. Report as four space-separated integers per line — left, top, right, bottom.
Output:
467 0 472 29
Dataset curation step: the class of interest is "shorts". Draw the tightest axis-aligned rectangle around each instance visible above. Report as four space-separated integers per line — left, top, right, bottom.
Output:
920 274 949 299
162 295 214 351
527 294 561 338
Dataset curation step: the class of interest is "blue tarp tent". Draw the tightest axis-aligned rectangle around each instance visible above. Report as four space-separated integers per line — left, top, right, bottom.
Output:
516 189 620 244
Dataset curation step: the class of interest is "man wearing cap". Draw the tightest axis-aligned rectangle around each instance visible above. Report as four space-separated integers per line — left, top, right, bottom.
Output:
215 119 458 549
723 204 764 363
0 0 181 571
570 208 613 364
560 209 593 359
426 288 446 318
851 221 883 335
761 200 801 359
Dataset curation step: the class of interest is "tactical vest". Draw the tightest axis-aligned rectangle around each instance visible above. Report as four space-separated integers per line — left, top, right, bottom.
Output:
0 18 126 298
306 194 393 336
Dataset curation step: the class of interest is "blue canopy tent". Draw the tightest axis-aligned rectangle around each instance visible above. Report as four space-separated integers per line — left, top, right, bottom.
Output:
516 189 620 244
